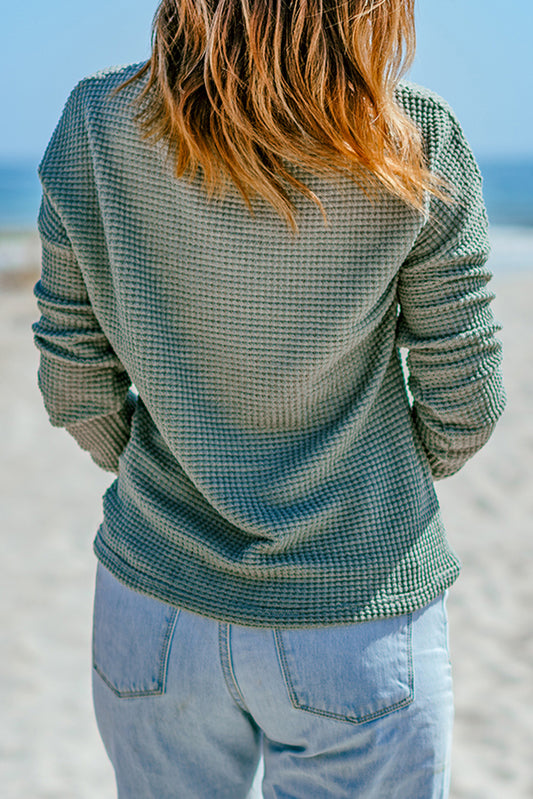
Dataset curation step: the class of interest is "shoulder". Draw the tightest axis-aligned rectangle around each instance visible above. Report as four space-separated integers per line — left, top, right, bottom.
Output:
394 80 473 167
394 80 459 128
66 61 149 110
38 63 148 183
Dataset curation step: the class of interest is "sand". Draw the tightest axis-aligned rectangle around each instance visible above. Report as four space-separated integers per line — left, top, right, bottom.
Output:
1 255 532 798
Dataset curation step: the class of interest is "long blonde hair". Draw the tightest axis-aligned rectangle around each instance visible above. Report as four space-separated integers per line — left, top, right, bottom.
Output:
118 0 448 230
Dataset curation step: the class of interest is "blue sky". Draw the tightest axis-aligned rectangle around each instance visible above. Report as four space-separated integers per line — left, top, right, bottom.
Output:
1 0 532 160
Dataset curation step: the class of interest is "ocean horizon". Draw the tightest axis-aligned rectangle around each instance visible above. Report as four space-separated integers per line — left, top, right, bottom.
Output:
1 157 532 275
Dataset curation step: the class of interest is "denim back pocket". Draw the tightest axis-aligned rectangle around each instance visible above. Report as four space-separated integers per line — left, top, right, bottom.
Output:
274 612 413 724
92 564 179 698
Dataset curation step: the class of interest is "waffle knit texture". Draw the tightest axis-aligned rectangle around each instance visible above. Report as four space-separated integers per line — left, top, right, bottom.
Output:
33 63 506 627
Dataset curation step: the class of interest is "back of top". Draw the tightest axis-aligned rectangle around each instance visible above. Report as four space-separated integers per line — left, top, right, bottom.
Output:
33 64 505 626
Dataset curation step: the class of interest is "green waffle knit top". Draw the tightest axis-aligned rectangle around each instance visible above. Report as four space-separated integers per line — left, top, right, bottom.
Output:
33 63 506 627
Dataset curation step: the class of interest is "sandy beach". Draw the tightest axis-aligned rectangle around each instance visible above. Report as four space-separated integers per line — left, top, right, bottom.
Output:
1 241 532 798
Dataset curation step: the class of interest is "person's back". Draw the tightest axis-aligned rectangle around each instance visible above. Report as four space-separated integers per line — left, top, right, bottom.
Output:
32 1 506 796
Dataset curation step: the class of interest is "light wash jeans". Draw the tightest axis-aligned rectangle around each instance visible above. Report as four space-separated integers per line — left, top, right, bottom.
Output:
92 563 453 798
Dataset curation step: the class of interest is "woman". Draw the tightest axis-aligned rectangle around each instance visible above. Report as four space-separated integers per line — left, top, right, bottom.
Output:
32 0 505 796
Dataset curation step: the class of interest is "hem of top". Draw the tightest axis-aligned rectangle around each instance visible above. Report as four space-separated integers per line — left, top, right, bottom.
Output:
93 534 460 630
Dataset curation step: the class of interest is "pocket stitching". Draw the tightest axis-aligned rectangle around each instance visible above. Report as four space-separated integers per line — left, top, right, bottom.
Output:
274 617 415 725
93 607 180 699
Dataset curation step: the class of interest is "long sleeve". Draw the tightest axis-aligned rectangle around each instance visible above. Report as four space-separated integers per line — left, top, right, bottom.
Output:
33 189 136 474
396 103 506 480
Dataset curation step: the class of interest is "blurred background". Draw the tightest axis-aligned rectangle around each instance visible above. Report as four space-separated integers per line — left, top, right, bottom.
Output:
1 2 532 798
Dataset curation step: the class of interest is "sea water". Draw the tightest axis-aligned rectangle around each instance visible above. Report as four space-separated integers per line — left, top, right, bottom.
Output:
1 158 532 274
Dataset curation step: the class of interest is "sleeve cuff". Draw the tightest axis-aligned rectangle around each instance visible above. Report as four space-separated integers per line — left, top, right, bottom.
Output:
413 408 497 480
65 391 137 473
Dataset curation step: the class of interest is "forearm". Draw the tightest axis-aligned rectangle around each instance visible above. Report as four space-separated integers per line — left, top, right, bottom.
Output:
397 272 505 478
